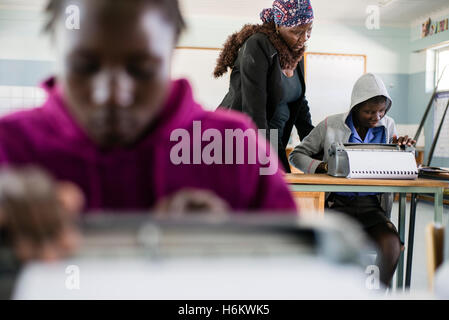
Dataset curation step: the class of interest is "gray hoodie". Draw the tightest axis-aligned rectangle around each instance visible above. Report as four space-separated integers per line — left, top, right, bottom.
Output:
289 73 397 174
288 73 397 214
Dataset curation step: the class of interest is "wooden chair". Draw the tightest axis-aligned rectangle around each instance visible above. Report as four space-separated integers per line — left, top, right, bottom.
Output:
426 223 445 290
285 147 325 216
291 191 325 216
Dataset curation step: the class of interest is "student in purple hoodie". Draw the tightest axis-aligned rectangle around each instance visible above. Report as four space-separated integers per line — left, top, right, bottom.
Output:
0 0 296 262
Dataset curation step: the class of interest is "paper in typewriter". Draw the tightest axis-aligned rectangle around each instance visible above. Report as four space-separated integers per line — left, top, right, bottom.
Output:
346 150 418 179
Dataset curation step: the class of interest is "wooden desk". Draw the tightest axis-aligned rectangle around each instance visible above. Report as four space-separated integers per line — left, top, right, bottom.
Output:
285 173 449 290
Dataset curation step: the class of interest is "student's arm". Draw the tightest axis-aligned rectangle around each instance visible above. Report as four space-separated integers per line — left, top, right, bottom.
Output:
0 167 81 262
239 36 271 130
289 120 326 174
0 122 81 262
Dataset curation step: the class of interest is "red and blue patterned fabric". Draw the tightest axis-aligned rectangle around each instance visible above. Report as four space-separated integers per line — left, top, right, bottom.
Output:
260 0 314 27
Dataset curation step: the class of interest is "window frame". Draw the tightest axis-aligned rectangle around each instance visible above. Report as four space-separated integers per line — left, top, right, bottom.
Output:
435 45 449 92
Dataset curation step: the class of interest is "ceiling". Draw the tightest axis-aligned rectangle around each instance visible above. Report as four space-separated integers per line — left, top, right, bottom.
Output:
1 0 449 26
179 0 449 26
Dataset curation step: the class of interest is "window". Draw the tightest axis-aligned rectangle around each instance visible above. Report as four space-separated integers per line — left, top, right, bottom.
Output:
0 86 47 117
436 46 449 91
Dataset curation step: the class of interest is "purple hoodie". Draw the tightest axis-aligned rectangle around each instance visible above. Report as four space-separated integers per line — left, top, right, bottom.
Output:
0 78 296 213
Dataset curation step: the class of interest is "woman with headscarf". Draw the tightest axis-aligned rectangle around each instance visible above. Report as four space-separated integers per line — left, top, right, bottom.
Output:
215 0 315 172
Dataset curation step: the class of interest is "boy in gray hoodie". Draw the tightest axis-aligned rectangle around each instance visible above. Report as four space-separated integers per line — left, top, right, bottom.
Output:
289 73 415 286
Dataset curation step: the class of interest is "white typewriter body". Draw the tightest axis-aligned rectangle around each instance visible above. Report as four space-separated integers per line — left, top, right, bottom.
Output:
328 143 419 179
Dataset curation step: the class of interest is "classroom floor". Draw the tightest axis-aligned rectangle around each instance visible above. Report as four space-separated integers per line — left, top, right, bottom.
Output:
389 199 449 292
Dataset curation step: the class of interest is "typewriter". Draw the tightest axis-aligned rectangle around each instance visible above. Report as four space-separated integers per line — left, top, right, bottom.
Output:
327 143 418 179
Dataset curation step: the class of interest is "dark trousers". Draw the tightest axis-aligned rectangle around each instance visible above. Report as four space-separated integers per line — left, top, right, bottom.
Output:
327 194 402 286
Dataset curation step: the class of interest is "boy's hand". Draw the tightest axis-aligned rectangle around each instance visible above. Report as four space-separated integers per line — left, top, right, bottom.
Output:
315 162 328 174
392 135 416 146
0 167 83 262
155 189 230 217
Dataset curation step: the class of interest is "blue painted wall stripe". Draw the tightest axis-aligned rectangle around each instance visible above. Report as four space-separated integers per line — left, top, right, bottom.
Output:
0 59 54 87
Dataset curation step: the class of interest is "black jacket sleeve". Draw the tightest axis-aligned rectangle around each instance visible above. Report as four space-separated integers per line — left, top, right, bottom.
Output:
239 36 271 130
294 97 314 140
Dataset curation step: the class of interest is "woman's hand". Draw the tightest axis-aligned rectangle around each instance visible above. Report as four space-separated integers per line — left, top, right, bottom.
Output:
392 135 416 146
0 167 83 262
154 189 231 217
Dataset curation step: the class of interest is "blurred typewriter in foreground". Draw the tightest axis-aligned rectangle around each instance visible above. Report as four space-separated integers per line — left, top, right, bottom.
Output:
5 214 377 300
328 143 418 179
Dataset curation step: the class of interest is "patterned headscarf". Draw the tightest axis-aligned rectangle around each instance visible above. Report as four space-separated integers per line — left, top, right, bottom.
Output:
260 0 314 27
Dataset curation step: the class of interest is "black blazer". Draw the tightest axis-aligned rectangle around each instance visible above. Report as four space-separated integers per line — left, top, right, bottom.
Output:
218 33 314 171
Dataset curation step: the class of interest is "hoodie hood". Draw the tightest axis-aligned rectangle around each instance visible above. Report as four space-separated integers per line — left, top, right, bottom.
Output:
349 73 392 113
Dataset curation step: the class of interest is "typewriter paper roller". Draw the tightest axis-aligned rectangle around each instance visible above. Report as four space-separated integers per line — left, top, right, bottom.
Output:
328 143 418 179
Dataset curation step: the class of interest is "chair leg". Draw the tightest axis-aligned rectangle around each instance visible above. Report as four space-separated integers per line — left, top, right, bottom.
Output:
396 194 407 290
405 194 418 289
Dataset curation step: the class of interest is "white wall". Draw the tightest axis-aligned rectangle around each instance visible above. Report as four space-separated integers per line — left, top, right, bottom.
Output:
0 5 418 119
171 48 230 110
179 16 411 74
0 8 410 76
0 9 54 61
